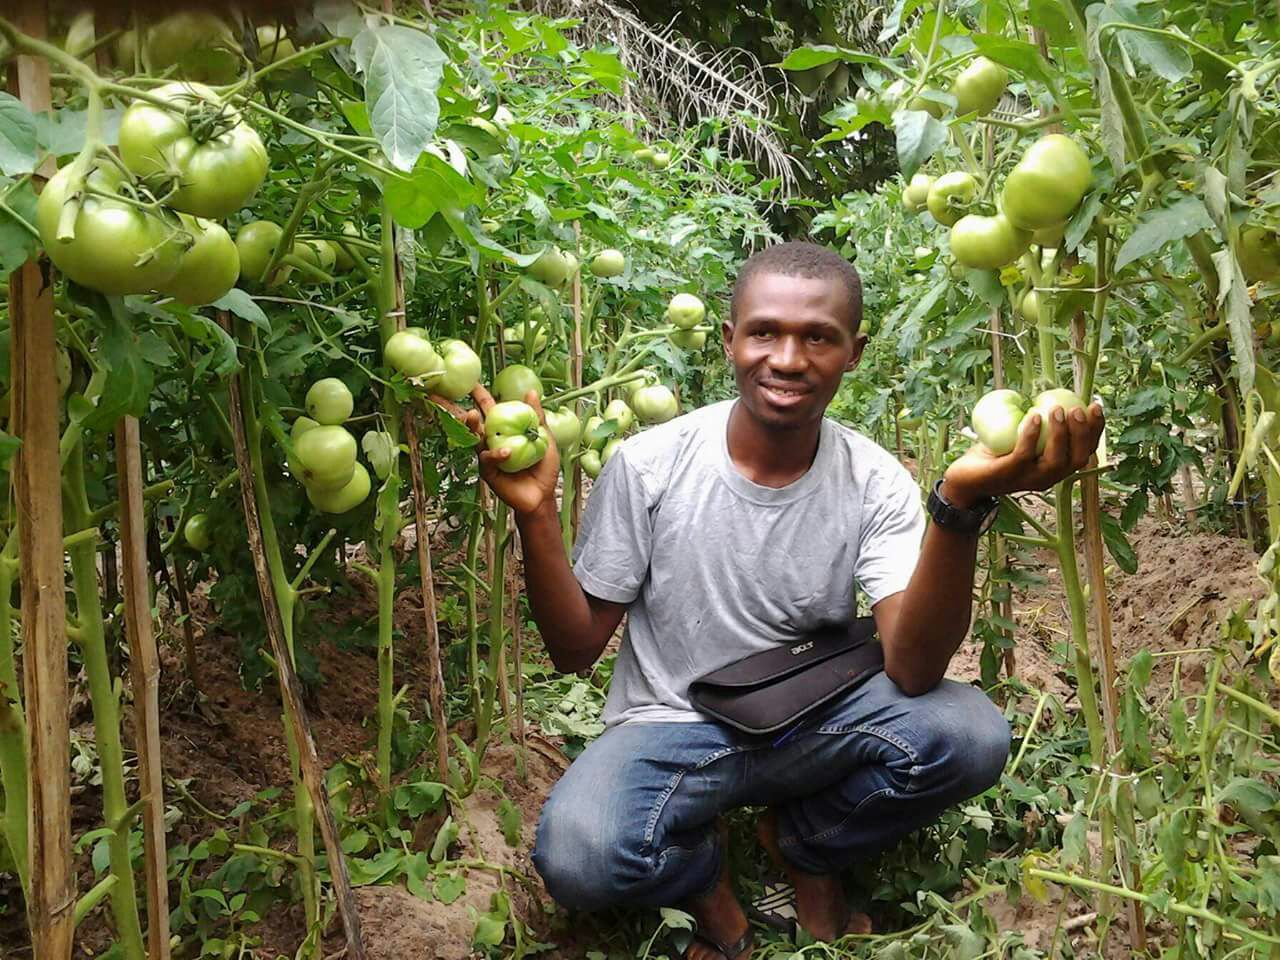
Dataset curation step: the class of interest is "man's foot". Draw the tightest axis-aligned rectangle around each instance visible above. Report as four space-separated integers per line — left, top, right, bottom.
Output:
683 822 753 959
756 811 872 941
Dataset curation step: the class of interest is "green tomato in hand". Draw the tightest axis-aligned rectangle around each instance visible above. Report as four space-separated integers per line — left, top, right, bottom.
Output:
544 408 582 451
485 401 551 473
632 384 678 424
184 513 213 552
926 171 978 227
295 425 357 491
971 389 1026 456
307 462 371 514
385 328 443 379
603 398 635 433
435 339 482 400
666 293 705 329
305 378 353 425
1023 388 1086 454
493 364 544 402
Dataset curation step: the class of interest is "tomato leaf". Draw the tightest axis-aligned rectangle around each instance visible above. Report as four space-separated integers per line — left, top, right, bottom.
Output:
1113 197 1213 273
213 288 271 333
0 93 37 176
1098 510 1139 574
433 403 480 449
435 871 465 904
0 176 38 276
83 298 155 431
891 109 947 179
352 24 446 172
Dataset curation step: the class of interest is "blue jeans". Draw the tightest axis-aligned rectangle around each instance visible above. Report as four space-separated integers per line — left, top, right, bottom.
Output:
531 674 1010 911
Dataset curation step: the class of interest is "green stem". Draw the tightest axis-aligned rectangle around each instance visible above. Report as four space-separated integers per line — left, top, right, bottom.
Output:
472 503 509 784
1217 683 1280 727
65 442 146 960
1174 321 1228 366
0 527 28 899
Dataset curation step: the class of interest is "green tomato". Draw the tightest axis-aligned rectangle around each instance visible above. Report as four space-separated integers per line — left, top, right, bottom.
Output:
113 28 139 71
493 364 544 403
1240 227 1280 283
926 171 978 227
256 24 297 64
183 513 213 552
292 416 319 441
235 220 285 287
971 388 1026 456
1133 774 1161 820
55 345 72 396
667 293 705 329
385 328 443 379
1017 289 1041 323
161 215 239 306
632 384 678 424
36 163 184 295
64 11 96 61
118 81 268 219
295 425 357 492
1032 222 1066 249
436 339 482 400
502 320 549 358
668 329 707 350
906 93 945 118
293 238 337 277
583 415 608 450
950 56 1007 117
651 151 672 169
580 448 603 478
485 401 551 473
361 430 397 481
332 221 360 271
949 214 1032 271
902 173 935 213
603 398 635 433
307 462 371 514
144 12 242 84
1024 388 1086 454
528 247 573 287
544 408 582 451
590 249 626 278
601 437 623 464
305 378 353 425
1001 135 1093 232
633 147 655 163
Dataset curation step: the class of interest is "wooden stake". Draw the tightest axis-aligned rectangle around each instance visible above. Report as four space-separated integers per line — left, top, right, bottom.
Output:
570 222 585 534
9 7 74 956
509 532 527 767
222 321 366 960
114 417 171 960
402 409 450 783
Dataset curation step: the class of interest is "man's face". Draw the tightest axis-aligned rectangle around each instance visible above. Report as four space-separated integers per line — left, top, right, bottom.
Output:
723 271 867 431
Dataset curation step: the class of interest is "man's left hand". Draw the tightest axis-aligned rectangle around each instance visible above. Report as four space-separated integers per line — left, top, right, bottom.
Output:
941 400 1105 507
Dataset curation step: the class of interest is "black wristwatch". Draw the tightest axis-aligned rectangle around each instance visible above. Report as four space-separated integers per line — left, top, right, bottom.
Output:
927 479 1000 535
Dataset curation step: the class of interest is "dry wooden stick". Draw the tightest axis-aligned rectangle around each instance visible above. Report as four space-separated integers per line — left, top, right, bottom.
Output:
222 321 366 960
114 417 170 960
9 8 74 955
570 221 585 534
402 408 450 783
509 531 527 768
167 528 203 694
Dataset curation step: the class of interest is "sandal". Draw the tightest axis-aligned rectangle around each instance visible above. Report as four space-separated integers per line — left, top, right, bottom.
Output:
748 879 871 941
683 925 754 960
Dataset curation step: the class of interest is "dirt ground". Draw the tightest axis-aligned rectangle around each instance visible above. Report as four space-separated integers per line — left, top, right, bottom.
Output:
0 510 1267 959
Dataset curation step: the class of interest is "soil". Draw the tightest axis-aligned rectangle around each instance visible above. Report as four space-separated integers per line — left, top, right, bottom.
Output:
0 509 1267 959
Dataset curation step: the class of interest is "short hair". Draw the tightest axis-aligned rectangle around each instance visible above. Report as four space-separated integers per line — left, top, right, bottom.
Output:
729 241 863 333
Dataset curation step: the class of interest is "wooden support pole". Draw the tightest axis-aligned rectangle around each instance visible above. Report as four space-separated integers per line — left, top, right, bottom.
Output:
570 222 584 534
403 409 450 783
114 417 171 960
222 324 366 960
9 7 74 957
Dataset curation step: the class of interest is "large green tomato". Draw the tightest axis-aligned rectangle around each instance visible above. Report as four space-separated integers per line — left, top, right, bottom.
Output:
183 513 213 552
667 293 705 329
580 448 603 478
590 249 626 277
1240 227 1280 283
119 82 268 219
669 329 707 350
144 12 241 84
949 214 1032 270
603 398 636 433
632 384 678 424
544 408 582 451
494 364 544 402
485 401 551 473
236 220 285 286
292 416 319 442
436 339 482 400
256 25 297 63
36 163 184 295
385 328 443 379
926 171 978 226
305 378 354 425
971 389 1026 456
1024 388 1086 454
951 56 1007 116
295 425 357 492
528 247 573 287
1001 135 1093 231
161 215 239 306
902 173 934 213
308 462 371 514
601 437 623 465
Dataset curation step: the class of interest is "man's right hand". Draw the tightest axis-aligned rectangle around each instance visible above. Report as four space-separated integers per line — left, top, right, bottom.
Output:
465 384 562 517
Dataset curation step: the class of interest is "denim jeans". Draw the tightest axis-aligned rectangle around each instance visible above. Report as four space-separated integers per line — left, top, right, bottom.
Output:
531 673 1010 910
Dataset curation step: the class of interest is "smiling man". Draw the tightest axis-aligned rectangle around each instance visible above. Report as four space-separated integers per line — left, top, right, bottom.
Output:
465 241 1104 960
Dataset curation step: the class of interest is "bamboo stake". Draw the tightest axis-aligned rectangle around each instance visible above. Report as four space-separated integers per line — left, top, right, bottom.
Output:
222 324 366 960
403 407 450 783
9 8 74 955
571 222 585 535
113 417 170 960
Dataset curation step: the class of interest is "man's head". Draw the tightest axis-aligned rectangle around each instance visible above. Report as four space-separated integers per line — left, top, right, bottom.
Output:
723 242 867 431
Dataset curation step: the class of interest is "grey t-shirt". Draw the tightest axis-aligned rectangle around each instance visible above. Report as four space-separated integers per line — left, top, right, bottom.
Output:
572 399 925 727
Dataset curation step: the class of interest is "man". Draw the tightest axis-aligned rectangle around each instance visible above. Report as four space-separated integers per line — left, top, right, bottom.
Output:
465 242 1104 960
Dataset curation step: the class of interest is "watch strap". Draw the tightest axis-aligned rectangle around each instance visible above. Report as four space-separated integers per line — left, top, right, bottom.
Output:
927 479 999 534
